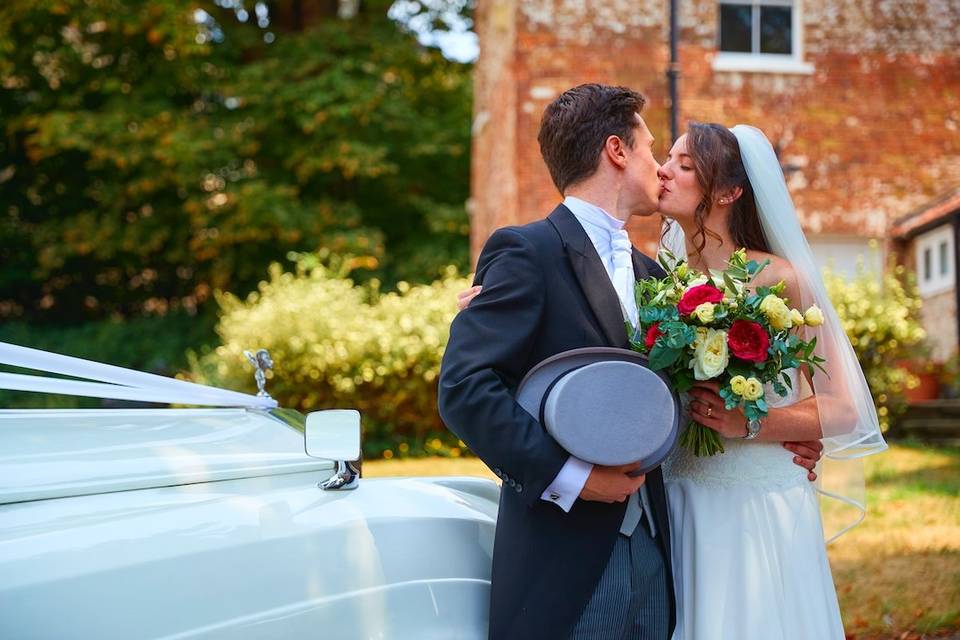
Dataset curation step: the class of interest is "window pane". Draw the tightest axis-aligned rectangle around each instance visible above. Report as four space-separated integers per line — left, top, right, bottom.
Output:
924 247 932 281
940 241 949 276
720 4 753 53
760 5 792 54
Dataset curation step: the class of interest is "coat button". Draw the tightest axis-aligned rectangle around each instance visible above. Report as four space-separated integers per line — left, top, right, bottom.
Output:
493 467 502 477
506 478 515 487
515 483 523 492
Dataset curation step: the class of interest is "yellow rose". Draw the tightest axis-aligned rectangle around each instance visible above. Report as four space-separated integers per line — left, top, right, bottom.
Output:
742 377 764 401
694 302 716 323
690 328 729 380
804 305 825 327
760 294 793 331
790 309 805 326
729 375 747 396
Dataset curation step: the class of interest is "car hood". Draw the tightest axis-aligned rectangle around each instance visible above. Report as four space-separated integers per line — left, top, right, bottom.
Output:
0 408 333 504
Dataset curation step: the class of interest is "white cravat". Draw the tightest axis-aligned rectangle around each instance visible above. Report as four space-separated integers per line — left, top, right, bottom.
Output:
539 197 655 538
611 228 639 331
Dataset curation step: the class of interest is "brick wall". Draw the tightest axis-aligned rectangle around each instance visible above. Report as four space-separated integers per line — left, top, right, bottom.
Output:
470 0 960 260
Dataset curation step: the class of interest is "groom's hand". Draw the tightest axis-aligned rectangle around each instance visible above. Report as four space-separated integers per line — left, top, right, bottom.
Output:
579 462 646 503
783 440 823 482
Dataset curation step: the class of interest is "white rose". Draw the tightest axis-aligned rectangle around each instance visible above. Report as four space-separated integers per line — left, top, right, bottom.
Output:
689 328 729 380
692 326 709 350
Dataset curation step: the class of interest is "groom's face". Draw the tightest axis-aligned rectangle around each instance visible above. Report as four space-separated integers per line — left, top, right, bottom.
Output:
657 134 703 220
622 115 662 217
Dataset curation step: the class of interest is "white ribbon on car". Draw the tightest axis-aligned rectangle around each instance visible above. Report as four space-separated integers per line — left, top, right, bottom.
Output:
0 341 277 408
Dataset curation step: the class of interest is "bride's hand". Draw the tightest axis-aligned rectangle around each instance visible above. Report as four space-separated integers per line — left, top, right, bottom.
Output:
456 285 482 311
688 382 747 438
690 381 822 481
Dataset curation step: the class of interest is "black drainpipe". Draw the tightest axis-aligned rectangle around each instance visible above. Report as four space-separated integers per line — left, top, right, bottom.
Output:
667 0 679 142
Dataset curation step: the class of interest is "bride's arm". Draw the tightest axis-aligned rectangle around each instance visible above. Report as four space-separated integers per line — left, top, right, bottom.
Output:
688 380 822 443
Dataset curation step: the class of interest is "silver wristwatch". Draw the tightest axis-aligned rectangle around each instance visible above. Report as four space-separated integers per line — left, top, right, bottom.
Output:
743 418 762 440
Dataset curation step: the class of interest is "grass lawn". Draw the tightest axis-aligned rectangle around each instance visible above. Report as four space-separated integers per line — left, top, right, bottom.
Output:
365 442 960 639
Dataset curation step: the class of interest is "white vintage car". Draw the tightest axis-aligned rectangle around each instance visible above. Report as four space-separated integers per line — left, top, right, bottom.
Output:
0 343 498 639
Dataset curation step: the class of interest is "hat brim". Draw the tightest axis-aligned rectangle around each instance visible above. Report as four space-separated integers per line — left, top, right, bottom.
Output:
516 347 681 472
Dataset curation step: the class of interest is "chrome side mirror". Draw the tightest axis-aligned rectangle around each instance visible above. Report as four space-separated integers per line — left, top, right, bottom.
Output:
305 410 361 491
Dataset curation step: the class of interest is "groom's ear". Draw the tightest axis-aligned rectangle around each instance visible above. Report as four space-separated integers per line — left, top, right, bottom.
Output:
604 135 629 170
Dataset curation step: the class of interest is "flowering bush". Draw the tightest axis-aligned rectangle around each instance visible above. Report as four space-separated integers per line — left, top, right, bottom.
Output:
189 256 472 459
823 263 926 431
633 249 826 456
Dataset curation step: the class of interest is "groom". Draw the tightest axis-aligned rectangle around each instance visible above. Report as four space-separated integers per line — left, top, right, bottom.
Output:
439 84 673 639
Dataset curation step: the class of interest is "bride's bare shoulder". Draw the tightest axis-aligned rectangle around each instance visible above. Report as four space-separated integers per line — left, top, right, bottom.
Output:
746 251 801 301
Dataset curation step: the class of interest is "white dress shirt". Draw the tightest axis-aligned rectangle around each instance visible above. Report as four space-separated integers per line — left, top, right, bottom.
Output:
537 198 656 536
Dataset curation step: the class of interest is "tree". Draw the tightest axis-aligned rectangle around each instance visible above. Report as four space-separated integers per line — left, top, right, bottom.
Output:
0 0 472 327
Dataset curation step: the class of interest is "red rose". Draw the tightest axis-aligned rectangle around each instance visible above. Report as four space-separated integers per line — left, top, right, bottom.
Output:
678 284 724 315
727 319 770 363
645 322 663 350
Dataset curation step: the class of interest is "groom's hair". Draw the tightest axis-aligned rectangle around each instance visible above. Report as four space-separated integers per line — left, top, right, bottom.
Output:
538 84 646 193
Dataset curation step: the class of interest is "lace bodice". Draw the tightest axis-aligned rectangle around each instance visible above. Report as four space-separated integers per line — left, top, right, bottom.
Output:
662 369 808 488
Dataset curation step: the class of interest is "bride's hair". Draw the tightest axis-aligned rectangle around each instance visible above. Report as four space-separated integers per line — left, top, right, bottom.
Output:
682 122 771 256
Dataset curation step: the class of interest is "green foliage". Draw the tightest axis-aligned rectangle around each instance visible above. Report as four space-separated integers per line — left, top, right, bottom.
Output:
189 255 472 458
823 262 927 431
0 0 472 326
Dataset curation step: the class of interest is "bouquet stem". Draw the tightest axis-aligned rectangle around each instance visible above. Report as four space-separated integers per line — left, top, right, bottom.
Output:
679 420 725 457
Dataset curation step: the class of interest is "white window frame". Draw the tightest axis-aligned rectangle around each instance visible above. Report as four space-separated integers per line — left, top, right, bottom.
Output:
915 224 955 297
712 0 814 75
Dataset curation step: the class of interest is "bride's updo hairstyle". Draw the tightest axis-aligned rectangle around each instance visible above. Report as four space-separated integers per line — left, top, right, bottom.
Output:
685 121 771 256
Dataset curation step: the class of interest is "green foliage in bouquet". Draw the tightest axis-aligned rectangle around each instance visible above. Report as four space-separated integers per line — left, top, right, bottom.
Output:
631 249 826 456
189 254 472 459
823 262 926 431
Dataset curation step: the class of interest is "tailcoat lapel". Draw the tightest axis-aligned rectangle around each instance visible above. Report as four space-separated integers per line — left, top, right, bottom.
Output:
547 205 628 347
632 248 651 281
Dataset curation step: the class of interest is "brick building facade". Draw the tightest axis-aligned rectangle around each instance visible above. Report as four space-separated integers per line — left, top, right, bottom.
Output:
469 0 960 357
470 0 960 257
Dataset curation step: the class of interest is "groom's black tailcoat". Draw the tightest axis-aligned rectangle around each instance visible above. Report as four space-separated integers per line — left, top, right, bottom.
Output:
438 205 676 640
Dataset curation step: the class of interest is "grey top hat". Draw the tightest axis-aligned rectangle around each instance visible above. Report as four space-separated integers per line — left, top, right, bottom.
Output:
516 347 680 474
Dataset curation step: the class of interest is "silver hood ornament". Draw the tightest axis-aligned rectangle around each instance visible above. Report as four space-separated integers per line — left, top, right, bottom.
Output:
243 349 274 399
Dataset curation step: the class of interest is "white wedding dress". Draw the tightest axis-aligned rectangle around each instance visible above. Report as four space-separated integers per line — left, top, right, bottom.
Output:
662 369 845 640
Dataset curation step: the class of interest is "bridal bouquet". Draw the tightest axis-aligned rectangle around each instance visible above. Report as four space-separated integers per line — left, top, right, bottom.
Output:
630 249 826 457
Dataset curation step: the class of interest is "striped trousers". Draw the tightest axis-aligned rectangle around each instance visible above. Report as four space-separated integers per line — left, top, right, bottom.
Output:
568 515 670 640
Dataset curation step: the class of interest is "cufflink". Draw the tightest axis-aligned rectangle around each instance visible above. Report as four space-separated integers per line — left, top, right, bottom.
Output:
549 492 560 501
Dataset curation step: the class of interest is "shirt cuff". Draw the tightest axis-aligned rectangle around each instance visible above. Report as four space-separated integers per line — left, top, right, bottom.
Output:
539 456 593 512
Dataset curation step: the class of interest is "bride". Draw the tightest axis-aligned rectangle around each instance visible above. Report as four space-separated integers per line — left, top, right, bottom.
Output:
656 122 886 640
